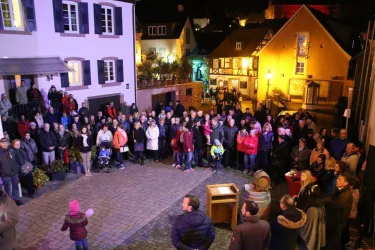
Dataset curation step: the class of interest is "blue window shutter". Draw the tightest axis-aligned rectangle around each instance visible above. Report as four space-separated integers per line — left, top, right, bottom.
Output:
61 73 69 88
97 60 105 84
83 60 91 86
52 0 63 33
93 4 102 35
78 2 89 34
0 7 3 30
23 0 37 31
116 60 124 82
114 7 123 35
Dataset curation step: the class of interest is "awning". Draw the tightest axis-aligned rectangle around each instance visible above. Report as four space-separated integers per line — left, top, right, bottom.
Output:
0 57 72 76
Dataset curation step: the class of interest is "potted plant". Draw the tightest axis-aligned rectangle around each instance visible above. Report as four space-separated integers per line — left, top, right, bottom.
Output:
50 160 67 181
33 168 49 188
68 146 84 174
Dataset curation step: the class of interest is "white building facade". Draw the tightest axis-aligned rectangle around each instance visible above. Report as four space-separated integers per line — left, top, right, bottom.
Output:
0 0 136 122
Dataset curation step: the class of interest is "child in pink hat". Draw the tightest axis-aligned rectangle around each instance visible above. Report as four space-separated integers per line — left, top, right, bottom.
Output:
61 200 89 250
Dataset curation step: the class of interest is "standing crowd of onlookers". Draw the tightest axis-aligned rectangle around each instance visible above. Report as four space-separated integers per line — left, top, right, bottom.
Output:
0 82 371 250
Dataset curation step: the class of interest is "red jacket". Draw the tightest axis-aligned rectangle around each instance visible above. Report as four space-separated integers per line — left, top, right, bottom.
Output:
243 136 259 155
236 132 248 152
17 120 30 137
107 106 117 119
181 130 194 152
61 212 88 241
113 129 128 149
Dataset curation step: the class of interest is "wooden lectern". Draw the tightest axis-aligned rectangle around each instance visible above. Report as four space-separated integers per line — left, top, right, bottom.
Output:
206 183 239 230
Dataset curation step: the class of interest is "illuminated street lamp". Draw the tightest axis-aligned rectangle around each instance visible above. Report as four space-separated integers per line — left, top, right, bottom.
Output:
265 69 272 100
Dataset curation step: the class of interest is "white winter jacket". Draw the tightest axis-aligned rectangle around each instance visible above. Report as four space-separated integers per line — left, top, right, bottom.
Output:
146 125 159 150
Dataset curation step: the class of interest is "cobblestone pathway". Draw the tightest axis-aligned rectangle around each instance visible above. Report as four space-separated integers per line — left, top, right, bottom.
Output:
16 163 214 250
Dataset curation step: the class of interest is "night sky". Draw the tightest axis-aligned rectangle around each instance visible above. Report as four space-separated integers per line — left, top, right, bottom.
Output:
135 0 375 30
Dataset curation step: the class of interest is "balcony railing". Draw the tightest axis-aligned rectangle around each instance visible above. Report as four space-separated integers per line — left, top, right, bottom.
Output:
137 79 192 90
209 68 258 77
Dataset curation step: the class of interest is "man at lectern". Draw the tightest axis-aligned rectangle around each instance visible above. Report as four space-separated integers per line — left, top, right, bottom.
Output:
171 194 215 250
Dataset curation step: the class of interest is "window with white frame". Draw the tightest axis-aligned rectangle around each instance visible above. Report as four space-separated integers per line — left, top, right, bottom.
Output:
67 61 82 86
296 59 305 74
236 42 242 50
101 5 114 35
158 25 166 35
148 26 156 36
233 59 238 68
0 0 24 30
158 48 166 58
62 1 79 33
213 59 219 69
104 60 116 83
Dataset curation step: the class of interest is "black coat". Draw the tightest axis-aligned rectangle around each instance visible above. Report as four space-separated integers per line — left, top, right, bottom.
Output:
269 208 307 250
133 128 145 143
0 148 19 177
38 130 58 152
223 126 238 148
210 125 224 144
74 135 93 153
193 126 204 149
57 131 72 148
295 183 323 212
10 147 28 171
171 211 215 250
175 104 185 118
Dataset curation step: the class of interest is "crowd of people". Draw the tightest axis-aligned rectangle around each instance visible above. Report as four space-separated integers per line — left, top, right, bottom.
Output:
0 83 370 250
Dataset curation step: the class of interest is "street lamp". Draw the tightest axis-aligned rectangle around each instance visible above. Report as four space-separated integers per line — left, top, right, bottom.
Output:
265 69 272 100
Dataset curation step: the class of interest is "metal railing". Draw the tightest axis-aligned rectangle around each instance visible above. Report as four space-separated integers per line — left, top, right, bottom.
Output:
2 100 49 120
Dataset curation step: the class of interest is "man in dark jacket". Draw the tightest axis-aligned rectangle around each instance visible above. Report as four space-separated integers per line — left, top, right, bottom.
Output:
0 138 23 205
325 172 353 249
229 201 270 250
38 123 58 165
129 103 138 115
56 124 71 160
193 119 204 167
44 106 59 126
207 117 224 167
223 119 238 168
269 195 307 250
330 129 349 161
175 100 185 118
171 194 215 249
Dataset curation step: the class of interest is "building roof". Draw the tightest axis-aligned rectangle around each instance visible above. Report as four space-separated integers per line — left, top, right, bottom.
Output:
115 0 136 4
270 0 343 4
306 6 355 55
141 16 194 40
195 32 229 55
0 57 71 76
209 28 271 58
258 5 356 57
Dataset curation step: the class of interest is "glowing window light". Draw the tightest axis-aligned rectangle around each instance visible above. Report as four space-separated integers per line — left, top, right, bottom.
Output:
242 58 249 69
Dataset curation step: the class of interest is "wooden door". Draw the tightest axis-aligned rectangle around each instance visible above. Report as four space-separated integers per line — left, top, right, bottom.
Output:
329 81 343 104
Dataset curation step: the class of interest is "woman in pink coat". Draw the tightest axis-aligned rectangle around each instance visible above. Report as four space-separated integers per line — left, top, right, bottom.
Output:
243 129 259 175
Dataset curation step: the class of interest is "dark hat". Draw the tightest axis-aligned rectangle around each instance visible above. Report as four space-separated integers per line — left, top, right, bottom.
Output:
186 121 193 130
240 126 247 131
307 128 314 134
101 116 107 120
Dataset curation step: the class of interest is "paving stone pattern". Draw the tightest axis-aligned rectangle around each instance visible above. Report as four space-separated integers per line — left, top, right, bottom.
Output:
16 163 213 250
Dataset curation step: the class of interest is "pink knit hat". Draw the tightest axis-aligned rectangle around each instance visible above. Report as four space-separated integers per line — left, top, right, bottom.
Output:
69 200 80 215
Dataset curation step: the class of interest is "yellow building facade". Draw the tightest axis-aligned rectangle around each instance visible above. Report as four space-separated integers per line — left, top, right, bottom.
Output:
257 5 353 108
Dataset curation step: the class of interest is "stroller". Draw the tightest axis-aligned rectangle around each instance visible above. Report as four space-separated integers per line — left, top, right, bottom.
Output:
96 140 112 173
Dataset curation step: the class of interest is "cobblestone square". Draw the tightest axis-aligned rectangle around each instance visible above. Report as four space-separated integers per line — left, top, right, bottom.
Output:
16 163 220 250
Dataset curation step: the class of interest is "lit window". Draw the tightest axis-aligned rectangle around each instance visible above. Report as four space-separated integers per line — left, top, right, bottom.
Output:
158 25 166 35
296 60 305 74
101 6 114 35
236 42 242 50
231 79 239 88
233 59 238 68
67 61 82 86
159 48 166 58
63 1 79 33
248 57 253 69
219 58 224 68
242 58 249 69
148 26 156 35
297 33 309 57
225 58 231 68
219 80 224 86
0 0 24 30
213 59 219 69
104 60 116 83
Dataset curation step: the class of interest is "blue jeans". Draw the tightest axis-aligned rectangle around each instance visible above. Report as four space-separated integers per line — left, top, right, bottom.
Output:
194 149 203 166
184 152 193 170
75 239 88 249
173 152 182 165
2 174 20 201
244 154 257 171
214 155 222 171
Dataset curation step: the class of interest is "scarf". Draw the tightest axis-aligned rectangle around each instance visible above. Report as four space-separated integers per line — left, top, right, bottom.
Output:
82 134 88 147
35 116 44 127
59 130 65 137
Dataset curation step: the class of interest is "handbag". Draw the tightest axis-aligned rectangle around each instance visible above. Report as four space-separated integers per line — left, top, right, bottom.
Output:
134 142 144 152
120 145 129 153
21 162 33 175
